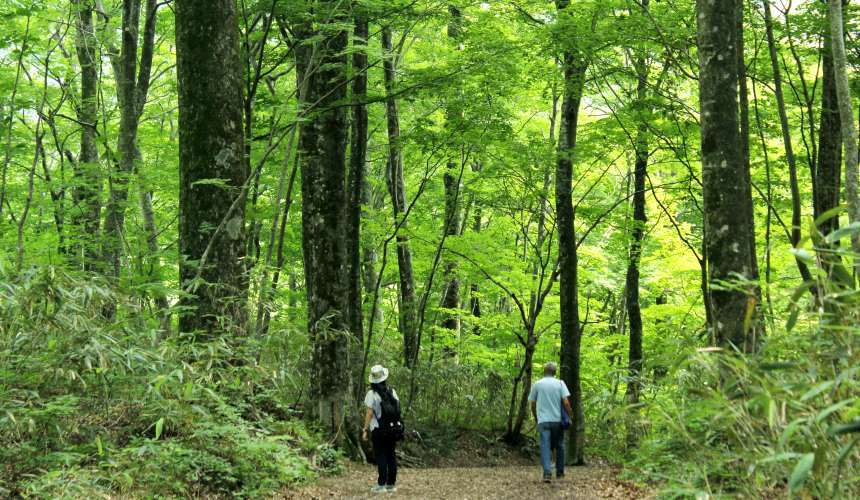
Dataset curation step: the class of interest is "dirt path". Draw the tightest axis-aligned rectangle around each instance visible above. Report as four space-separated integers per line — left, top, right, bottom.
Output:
280 464 648 499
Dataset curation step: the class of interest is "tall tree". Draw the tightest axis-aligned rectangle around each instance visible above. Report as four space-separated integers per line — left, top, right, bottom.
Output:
555 0 587 466
762 0 813 285
439 165 462 349
828 0 860 267
625 1 649 448
695 0 759 351
102 0 142 280
816 5 842 241
345 6 368 352
468 163 483 335
382 27 420 367
175 0 249 337
71 0 102 270
296 4 352 434
736 0 761 299
439 4 464 354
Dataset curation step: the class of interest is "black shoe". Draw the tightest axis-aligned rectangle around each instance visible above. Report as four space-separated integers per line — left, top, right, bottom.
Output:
556 473 565 480
543 474 552 483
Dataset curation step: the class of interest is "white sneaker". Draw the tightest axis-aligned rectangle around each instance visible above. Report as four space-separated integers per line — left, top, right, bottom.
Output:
371 485 387 493
385 485 398 493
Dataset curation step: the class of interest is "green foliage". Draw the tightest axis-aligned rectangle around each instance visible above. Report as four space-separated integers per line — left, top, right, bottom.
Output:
0 269 337 498
622 227 860 498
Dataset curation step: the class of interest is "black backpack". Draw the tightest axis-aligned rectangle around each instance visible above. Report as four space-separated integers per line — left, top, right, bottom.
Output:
373 387 405 441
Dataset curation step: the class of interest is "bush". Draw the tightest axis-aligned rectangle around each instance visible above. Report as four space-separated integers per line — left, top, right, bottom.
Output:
0 267 339 498
623 228 860 498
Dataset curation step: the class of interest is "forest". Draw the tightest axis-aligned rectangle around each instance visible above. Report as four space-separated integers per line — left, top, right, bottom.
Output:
0 0 859 497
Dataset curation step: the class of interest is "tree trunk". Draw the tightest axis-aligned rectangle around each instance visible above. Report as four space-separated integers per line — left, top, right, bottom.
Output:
138 169 170 332
468 227 482 331
828 0 860 266
469 163 483 334
737 0 762 293
439 165 462 354
345 10 368 352
176 0 249 337
625 38 648 450
296 8 352 435
695 0 759 351
102 0 142 283
511 333 536 438
816 23 842 240
438 4 464 356
763 0 813 285
362 182 382 330
71 0 102 270
555 0 587 462
382 28 420 367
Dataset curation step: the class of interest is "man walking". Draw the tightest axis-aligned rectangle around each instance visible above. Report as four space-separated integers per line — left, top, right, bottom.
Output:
529 362 573 483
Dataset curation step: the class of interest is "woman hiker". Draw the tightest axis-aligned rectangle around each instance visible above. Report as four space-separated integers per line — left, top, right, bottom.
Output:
362 364 400 493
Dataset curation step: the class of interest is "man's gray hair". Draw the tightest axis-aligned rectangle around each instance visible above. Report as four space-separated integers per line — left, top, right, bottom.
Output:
544 362 558 376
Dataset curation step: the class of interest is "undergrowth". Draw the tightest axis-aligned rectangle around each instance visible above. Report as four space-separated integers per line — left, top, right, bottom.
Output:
0 267 341 498
618 227 860 498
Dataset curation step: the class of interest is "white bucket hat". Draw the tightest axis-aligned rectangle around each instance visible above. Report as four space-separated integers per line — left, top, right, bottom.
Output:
368 364 389 384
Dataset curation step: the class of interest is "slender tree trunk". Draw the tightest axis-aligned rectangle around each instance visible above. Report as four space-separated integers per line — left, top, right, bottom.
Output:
296 8 352 435
262 155 299 336
816 24 842 240
255 123 299 334
469 203 482 333
511 332 536 438
696 0 759 351
625 37 648 450
763 0 813 285
828 0 860 266
382 27 419 367
138 167 170 331
362 182 382 330
102 0 142 283
71 0 102 270
555 0 587 463
752 76 776 318
439 165 462 354
176 0 249 337
438 4 464 356
737 0 761 291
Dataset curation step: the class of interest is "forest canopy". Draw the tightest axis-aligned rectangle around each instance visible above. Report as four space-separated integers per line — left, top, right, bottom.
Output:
0 0 859 497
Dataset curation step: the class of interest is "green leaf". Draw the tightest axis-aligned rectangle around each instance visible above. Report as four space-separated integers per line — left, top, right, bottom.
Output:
759 362 797 371
828 419 860 436
154 417 164 440
756 451 801 465
815 400 855 424
800 381 834 402
788 453 814 493
824 222 860 245
813 204 846 228
190 178 230 189
780 418 808 449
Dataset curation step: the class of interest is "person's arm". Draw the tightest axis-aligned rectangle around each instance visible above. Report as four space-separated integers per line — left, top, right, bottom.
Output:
362 407 373 441
528 382 538 422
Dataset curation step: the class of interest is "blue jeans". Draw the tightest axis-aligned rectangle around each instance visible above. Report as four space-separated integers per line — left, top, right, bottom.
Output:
538 422 565 477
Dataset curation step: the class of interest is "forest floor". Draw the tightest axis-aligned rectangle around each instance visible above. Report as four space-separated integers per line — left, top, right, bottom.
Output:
280 463 649 499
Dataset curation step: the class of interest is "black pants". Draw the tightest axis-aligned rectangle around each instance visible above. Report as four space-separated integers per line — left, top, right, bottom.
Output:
371 429 397 486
